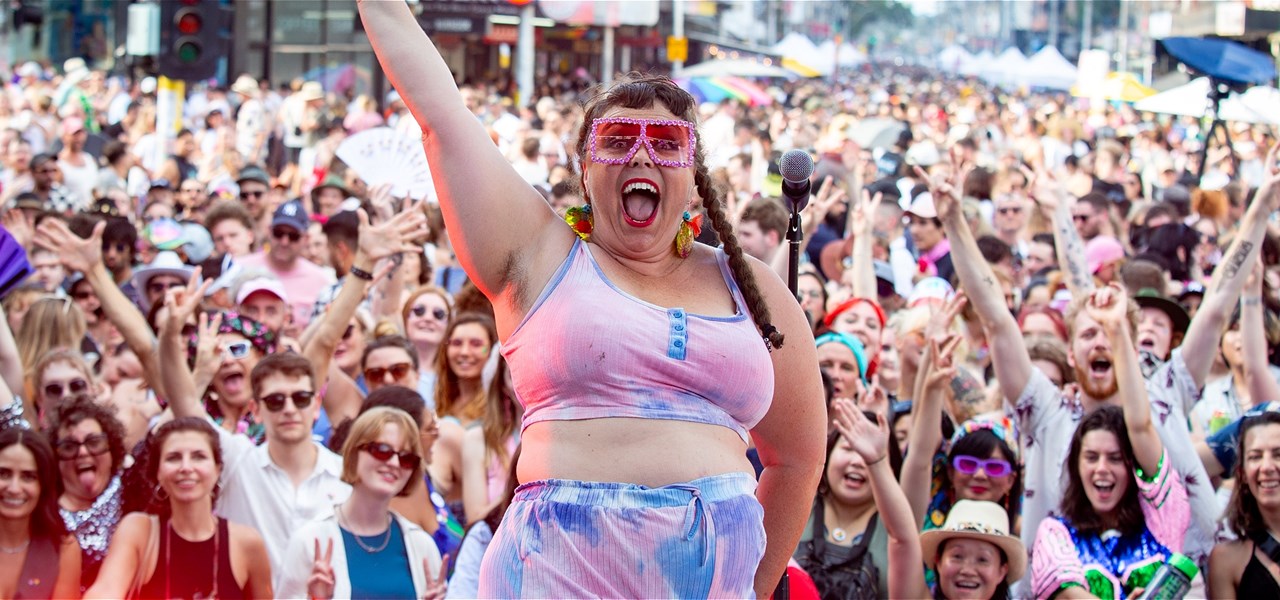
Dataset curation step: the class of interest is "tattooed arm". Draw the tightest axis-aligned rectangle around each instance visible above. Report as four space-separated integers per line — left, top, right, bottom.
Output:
1041 184 1095 295
1180 147 1280 388
947 368 998 423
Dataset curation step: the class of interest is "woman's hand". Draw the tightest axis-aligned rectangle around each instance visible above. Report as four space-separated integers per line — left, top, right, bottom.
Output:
307 538 336 600
924 333 962 392
831 398 888 466
356 203 429 263
421 554 449 600
161 268 209 337
34 218 104 275
192 312 223 393
848 188 882 239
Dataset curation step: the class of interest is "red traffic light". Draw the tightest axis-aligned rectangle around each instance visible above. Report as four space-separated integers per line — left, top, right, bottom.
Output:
177 12 202 34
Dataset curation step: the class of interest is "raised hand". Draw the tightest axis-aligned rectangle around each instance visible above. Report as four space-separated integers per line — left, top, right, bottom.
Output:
1085 283 1129 332
421 555 449 600
856 383 889 417
192 312 224 390
831 398 889 466
849 188 882 238
2 209 33 250
34 218 103 275
161 267 209 337
923 291 967 345
802 176 847 235
368 182 397 222
1258 142 1280 211
924 333 962 392
357 202 430 262
307 538 336 600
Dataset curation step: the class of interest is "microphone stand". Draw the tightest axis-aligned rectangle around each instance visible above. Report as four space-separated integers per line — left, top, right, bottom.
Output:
787 204 803 300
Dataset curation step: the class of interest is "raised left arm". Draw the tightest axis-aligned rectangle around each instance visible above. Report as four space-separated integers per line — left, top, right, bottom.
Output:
748 258 826 599
1181 146 1280 387
1093 285 1163 474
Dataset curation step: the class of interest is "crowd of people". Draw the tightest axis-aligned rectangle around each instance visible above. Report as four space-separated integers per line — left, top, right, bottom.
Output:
2 6 1280 598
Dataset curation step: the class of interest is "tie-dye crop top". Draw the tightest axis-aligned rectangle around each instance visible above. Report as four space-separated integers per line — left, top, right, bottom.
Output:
501 238 774 443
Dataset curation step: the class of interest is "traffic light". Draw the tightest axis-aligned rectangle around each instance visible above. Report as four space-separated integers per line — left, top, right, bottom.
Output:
158 0 229 81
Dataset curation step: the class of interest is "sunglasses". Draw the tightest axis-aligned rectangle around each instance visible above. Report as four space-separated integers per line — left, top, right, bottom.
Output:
997 206 1023 215
364 362 413 382
148 280 186 296
272 227 301 242
1072 214 1091 223
44 378 89 400
102 242 130 253
55 433 110 460
952 455 1014 478
259 390 315 412
224 341 252 359
411 305 447 321
358 442 421 471
588 117 696 168
72 290 94 301
240 190 265 199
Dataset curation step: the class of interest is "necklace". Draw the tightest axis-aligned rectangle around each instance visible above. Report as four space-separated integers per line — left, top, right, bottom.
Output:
339 505 393 553
165 520 218 600
828 528 848 543
0 539 29 553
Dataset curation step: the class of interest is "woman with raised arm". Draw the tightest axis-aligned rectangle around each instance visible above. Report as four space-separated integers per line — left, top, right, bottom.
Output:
358 3 824 597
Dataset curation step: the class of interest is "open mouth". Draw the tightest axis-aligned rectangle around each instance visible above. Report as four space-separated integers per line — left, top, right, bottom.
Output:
1092 479 1116 498
953 581 982 591
1137 335 1156 350
1088 357 1113 377
218 371 246 396
843 471 867 486
621 178 660 227
1258 479 1279 491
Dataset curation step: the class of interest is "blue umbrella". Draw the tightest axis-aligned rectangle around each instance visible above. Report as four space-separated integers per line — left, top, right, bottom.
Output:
1161 37 1276 87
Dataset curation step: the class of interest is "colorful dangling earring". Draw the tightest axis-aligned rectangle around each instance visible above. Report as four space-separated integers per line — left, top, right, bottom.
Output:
564 204 593 241
674 210 705 258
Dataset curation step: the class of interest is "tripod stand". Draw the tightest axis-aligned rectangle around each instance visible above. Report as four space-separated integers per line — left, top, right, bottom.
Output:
1195 78 1240 184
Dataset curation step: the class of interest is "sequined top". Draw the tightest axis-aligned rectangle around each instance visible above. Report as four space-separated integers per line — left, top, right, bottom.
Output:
0 397 29 430
1031 450 1189 599
60 475 124 590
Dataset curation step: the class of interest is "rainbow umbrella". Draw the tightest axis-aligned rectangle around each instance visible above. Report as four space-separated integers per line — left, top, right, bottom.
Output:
717 76 773 106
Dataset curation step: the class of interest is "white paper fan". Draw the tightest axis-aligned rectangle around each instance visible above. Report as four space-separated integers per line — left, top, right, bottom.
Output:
335 127 438 202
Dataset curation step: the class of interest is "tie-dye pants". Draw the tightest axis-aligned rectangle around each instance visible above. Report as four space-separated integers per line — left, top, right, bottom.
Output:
477 472 765 598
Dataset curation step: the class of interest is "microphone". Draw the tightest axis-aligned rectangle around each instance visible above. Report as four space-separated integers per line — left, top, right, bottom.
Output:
778 149 814 212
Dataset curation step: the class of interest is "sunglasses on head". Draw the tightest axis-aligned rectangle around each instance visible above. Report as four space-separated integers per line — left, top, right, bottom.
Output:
588 117 696 168
272 226 301 242
358 441 421 471
411 305 447 321
364 362 413 383
55 433 110 460
224 341 252 359
259 390 315 412
952 455 1013 478
44 378 89 400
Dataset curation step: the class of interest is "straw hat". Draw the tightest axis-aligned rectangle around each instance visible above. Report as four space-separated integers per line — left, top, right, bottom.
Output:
919 500 1026 582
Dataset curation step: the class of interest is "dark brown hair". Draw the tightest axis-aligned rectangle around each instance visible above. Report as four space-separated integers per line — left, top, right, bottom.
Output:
1061 406 1144 536
45 394 128 474
250 351 316 400
1226 412 1280 538
573 72 783 349
145 417 223 516
0 428 67 543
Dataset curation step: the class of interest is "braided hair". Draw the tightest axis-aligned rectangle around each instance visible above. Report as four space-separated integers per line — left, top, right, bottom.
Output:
573 73 784 349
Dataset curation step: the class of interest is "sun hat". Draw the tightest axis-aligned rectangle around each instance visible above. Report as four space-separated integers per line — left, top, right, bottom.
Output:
296 81 324 102
908 276 955 309
231 75 259 97
132 251 196 311
919 499 1026 582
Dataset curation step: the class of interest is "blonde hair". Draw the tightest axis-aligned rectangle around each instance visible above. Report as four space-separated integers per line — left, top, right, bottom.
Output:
339 407 424 497
17 297 86 382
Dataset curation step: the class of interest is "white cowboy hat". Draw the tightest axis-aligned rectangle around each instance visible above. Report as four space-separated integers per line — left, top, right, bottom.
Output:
296 81 324 102
132 251 196 311
919 499 1026 582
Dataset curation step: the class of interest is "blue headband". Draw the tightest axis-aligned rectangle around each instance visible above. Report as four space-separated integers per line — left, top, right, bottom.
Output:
815 331 869 385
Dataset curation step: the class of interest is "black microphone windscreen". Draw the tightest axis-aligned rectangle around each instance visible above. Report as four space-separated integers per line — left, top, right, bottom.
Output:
779 149 814 184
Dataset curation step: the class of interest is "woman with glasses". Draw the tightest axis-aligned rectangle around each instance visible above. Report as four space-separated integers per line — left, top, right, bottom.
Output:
14 296 86 422
400 286 451 407
279 407 446 599
0 428 81 599
362 3 823 597
87 417 273 599
188 312 277 443
44 394 128 593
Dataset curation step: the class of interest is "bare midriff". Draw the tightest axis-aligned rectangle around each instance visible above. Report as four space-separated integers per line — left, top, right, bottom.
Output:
517 417 753 487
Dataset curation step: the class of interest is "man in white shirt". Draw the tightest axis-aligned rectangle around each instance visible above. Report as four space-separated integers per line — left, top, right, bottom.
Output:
232 75 269 164
56 117 99 210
